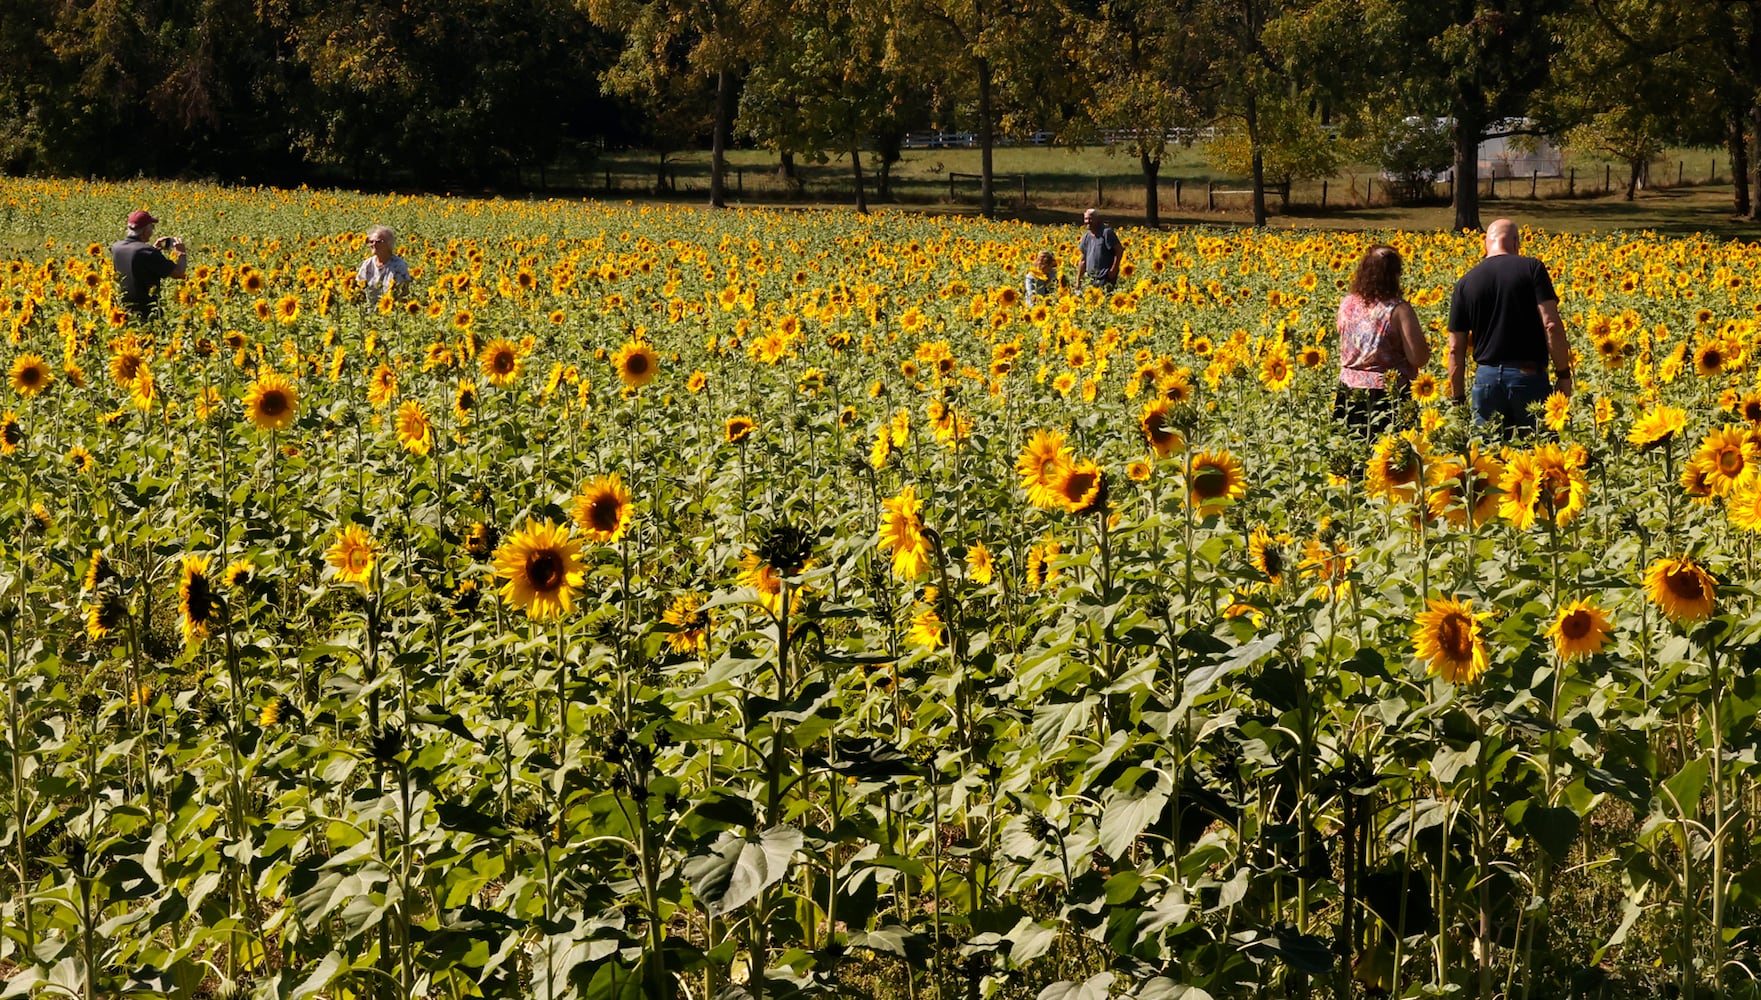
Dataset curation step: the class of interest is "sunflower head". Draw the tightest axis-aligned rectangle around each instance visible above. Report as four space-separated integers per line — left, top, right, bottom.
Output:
1645 557 1717 623
492 519 585 620
180 555 219 646
1412 596 1489 685
481 339 522 387
662 593 713 654
613 339 659 388
725 415 756 444
573 474 633 544
326 523 378 585
10 354 52 397
244 370 299 431
878 485 931 579
756 520 816 577
1548 599 1611 660
465 521 498 560
1056 460 1108 515
1186 450 1246 516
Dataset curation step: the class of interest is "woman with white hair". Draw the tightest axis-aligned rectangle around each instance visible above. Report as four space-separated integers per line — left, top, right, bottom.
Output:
357 225 411 302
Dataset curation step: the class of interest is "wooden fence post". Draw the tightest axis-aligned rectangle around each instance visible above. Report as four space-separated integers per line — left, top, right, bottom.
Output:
1321 180 1328 207
1207 180 1215 211
605 169 612 192
1365 177 1372 204
1568 168 1575 195
737 169 743 194
1677 161 1683 186
950 174 956 201
1604 164 1611 192
1020 174 1027 204
1096 176 1103 205
1531 170 1538 198
1448 176 1454 202
1175 178 1182 208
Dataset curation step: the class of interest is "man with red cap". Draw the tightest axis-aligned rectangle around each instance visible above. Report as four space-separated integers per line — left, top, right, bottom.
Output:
111 209 188 318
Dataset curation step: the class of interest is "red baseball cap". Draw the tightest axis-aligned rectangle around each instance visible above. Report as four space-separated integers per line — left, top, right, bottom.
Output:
127 209 158 228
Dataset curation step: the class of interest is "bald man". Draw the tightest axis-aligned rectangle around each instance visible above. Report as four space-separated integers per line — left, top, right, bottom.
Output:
1445 219 1572 436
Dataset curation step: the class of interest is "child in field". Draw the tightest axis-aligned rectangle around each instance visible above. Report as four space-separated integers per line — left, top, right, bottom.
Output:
1025 250 1060 306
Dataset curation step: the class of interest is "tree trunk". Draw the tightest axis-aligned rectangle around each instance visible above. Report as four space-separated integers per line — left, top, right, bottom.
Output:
1749 100 1761 222
850 135 868 214
1728 108 1750 217
710 69 734 208
1625 158 1641 201
1452 111 1483 232
976 56 995 219
1245 92 1267 228
1141 151 1161 228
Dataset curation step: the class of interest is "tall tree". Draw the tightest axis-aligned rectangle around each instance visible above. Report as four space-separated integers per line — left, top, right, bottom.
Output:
1379 0 1567 230
892 0 1060 218
740 0 905 212
1065 0 1208 227
584 0 772 207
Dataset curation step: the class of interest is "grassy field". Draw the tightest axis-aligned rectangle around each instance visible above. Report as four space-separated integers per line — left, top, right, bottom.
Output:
588 144 1752 238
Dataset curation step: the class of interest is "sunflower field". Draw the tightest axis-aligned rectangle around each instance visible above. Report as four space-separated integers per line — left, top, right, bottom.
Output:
5 178 1761 1000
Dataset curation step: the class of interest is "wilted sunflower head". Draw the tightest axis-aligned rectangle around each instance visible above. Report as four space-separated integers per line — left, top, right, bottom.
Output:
756 520 815 576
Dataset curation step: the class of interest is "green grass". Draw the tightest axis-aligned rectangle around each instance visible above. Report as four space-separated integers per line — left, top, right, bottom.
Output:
584 144 1757 239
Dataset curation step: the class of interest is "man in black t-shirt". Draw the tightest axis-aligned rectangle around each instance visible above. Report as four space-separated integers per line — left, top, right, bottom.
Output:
1445 218 1572 436
111 209 187 318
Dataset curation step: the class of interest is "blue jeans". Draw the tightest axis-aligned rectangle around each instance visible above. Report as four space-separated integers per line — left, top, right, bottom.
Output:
1472 364 1551 436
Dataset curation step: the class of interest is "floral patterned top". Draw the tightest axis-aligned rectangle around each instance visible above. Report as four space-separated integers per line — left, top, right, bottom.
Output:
1336 294 1415 390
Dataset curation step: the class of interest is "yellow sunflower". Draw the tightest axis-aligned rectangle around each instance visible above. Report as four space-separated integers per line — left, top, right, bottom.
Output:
1365 434 1427 505
180 555 217 647
0 411 19 455
661 592 712 654
1187 450 1246 516
1644 557 1716 623
967 542 994 585
1139 398 1185 458
244 369 299 431
1691 424 1755 495
878 484 932 579
367 363 398 407
612 339 659 388
1542 392 1571 432
908 597 944 648
326 523 378 585
454 380 479 425
1055 459 1107 514
395 400 434 456
1412 596 1489 685
1426 449 1503 527
10 354 52 397
1016 428 1074 509
725 415 756 444
1627 405 1685 451
1126 459 1153 481
1548 599 1611 661
67 445 95 473
1728 476 1761 532
1248 526 1291 586
481 339 522 387
573 474 633 544
1409 372 1440 404
492 519 586 620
